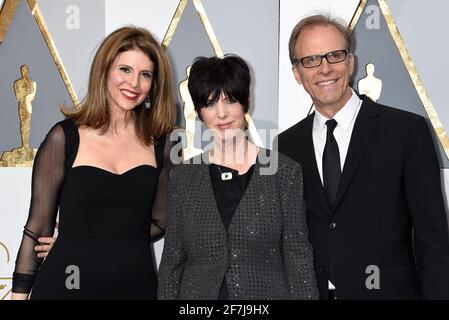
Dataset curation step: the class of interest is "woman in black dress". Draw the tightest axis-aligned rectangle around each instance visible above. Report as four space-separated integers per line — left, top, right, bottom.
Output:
11 26 176 300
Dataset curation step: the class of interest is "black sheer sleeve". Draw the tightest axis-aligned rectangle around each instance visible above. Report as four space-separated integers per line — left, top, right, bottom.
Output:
150 133 179 242
12 123 66 294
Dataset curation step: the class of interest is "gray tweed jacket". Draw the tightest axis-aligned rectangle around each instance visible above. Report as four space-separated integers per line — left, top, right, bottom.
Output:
157 150 318 300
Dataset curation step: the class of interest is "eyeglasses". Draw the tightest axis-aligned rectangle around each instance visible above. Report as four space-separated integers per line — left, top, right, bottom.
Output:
293 49 349 68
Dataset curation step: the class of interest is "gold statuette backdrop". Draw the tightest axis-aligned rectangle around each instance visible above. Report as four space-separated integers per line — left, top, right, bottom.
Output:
0 0 77 300
2 0 446 300
0 0 78 168
349 0 449 156
0 65 37 167
163 0 264 160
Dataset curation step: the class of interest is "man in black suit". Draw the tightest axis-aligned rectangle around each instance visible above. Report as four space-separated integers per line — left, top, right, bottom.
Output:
277 14 449 299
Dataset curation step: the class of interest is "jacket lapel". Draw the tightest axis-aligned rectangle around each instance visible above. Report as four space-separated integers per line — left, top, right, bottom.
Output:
301 113 332 222
228 160 262 234
332 96 380 213
192 159 228 236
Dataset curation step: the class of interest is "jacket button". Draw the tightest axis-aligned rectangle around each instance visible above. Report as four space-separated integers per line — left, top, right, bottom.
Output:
319 266 327 274
329 222 337 230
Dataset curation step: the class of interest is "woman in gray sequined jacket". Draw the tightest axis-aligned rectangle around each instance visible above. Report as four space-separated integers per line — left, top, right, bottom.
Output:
157 55 318 300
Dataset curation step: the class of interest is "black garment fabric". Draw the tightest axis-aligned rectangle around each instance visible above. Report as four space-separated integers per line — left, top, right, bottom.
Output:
209 164 254 300
157 150 318 300
12 119 173 299
323 119 341 207
277 94 449 299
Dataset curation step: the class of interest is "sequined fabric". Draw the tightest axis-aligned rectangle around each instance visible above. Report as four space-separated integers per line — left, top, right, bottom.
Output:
157 150 318 300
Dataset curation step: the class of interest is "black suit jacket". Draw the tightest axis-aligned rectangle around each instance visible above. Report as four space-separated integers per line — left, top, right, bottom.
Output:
277 95 449 299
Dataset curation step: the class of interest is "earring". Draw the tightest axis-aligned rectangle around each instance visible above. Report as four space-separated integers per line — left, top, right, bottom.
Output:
144 96 151 109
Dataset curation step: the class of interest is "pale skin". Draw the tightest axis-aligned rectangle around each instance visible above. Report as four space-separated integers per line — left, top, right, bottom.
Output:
201 92 258 173
12 49 155 300
292 24 355 119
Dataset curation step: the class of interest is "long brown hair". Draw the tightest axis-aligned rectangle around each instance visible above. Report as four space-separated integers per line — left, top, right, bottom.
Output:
63 26 176 145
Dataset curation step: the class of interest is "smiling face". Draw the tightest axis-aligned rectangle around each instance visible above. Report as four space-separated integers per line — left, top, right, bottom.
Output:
106 48 154 115
292 24 354 114
199 92 246 142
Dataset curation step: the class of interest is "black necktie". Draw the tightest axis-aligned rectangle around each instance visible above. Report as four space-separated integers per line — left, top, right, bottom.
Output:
323 119 341 206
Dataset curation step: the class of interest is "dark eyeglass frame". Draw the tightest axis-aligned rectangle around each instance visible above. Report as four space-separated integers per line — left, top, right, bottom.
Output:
293 49 349 68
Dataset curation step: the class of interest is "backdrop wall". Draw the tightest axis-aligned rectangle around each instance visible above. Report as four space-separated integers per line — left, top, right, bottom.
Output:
1 0 448 299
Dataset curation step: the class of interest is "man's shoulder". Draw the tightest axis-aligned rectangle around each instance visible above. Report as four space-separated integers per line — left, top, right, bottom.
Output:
361 95 423 124
380 104 421 120
275 116 312 163
277 116 311 141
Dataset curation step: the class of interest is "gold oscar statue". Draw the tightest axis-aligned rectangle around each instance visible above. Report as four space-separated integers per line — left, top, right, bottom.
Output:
357 63 382 102
179 65 203 160
0 65 37 167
